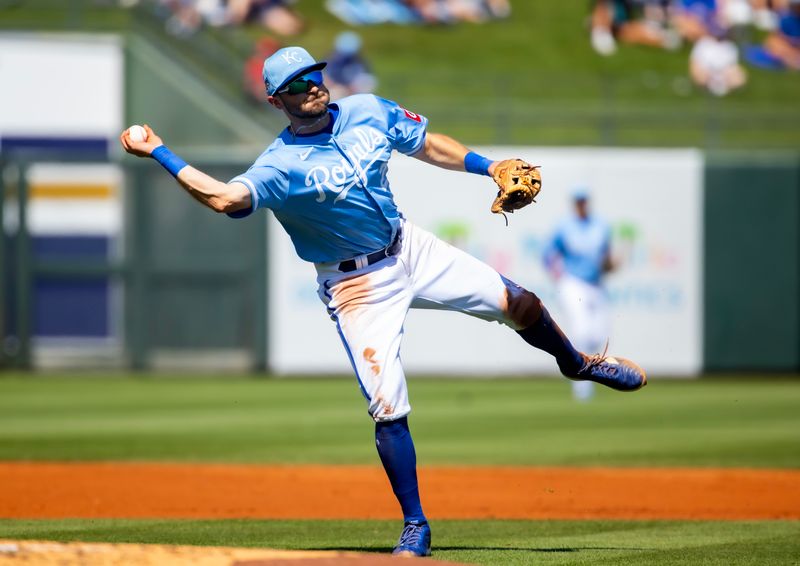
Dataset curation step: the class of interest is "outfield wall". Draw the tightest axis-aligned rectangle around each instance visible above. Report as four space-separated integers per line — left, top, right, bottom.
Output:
704 154 800 371
3 150 798 375
0 32 271 370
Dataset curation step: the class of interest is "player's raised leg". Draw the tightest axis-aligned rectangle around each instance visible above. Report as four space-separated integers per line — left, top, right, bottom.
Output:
501 279 646 391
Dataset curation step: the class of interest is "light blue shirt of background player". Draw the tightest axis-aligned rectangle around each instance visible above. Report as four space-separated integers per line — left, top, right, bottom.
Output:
544 190 613 286
227 94 427 263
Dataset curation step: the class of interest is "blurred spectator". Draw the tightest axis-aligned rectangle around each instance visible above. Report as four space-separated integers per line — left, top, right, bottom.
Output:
690 30 748 94
325 0 417 25
750 0 790 30
716 0 763 43
761 0 800 68
590 0 680 56
407 0 510 23
483 0 511 18
743 0 800 68
224 0 304 35
157 0 303 36
721 0 754 29
244 37 282 103
160 0 205 36
325 0 509 26
671 0 725 42
324 32 378 100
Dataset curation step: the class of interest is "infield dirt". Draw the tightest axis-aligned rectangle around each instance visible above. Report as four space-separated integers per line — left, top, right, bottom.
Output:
2 463 799 520
0 540 469 565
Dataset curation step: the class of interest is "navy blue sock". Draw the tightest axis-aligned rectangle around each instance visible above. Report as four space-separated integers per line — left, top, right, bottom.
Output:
517 306 584 375
375 417 426 524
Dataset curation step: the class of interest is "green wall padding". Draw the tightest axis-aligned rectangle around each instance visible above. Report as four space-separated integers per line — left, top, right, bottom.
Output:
125 163 267 369
704 156 800 370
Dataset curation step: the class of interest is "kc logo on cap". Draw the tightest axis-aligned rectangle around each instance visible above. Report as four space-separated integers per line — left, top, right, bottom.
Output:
263 46 328 96
280 50 305 65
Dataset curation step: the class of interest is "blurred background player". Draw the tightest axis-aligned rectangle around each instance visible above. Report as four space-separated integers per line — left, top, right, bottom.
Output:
544 190 615 402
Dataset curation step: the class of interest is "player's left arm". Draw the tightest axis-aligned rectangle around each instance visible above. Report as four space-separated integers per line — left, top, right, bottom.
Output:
412 132 500 176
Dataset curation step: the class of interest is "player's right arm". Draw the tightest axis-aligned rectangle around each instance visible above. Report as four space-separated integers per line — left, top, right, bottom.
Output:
120 124 251 214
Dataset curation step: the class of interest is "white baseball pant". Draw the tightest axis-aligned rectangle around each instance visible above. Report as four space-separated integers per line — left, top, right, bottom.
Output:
315 220 532 421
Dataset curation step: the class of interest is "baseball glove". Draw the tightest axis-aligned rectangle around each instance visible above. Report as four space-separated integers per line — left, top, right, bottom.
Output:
490 159 541 224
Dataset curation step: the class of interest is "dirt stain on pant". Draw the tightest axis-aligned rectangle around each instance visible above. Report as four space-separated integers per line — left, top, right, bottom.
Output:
331 274 374 318
363 347 381 377
372 393 394 417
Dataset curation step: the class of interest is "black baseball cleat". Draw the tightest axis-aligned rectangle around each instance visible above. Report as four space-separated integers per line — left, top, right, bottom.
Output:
564 352 647 392
392 521 431 557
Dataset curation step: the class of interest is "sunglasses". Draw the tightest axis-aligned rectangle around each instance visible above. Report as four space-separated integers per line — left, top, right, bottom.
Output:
277 71 324 95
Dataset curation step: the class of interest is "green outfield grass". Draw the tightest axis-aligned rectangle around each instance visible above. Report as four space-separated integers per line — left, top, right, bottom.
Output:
1 375 798 565
0 375 798 466
0 518 798 565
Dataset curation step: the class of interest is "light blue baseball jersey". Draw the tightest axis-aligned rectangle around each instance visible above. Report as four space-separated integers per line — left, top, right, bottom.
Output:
228 94 428 263
545 214 611 285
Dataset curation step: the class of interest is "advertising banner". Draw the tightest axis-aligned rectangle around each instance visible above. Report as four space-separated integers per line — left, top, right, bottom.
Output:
0 33 122 142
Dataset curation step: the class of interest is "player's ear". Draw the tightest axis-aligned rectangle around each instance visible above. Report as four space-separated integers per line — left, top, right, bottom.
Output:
267 95 282 110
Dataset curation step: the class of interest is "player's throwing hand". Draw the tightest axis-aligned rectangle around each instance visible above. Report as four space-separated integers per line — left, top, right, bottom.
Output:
120 124 162 157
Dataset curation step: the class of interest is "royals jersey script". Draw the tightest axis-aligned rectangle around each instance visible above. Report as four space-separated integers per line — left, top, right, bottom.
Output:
228 94 427 263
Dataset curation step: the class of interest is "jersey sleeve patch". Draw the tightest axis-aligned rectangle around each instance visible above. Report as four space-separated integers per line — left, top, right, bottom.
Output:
402 108 422 122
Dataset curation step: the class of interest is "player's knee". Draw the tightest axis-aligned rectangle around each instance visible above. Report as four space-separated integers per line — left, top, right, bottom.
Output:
504 287 543 329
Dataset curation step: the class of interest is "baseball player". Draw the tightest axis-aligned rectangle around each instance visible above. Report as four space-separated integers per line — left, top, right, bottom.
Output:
544 190 615 402
120 46 647 558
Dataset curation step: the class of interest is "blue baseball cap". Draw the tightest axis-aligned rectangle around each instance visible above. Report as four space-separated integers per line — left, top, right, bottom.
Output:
263 46 327 96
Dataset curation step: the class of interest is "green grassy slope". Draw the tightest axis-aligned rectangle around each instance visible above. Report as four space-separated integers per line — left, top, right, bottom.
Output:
0 376 798 467
290 0 800 146
2 0 799 147
1 518 798 565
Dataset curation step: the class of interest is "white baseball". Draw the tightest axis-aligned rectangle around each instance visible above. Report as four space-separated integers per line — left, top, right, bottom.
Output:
127 125 147 143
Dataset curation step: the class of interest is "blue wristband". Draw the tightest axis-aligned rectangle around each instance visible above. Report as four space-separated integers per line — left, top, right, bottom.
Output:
464 151 493 176
151 145 188 178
